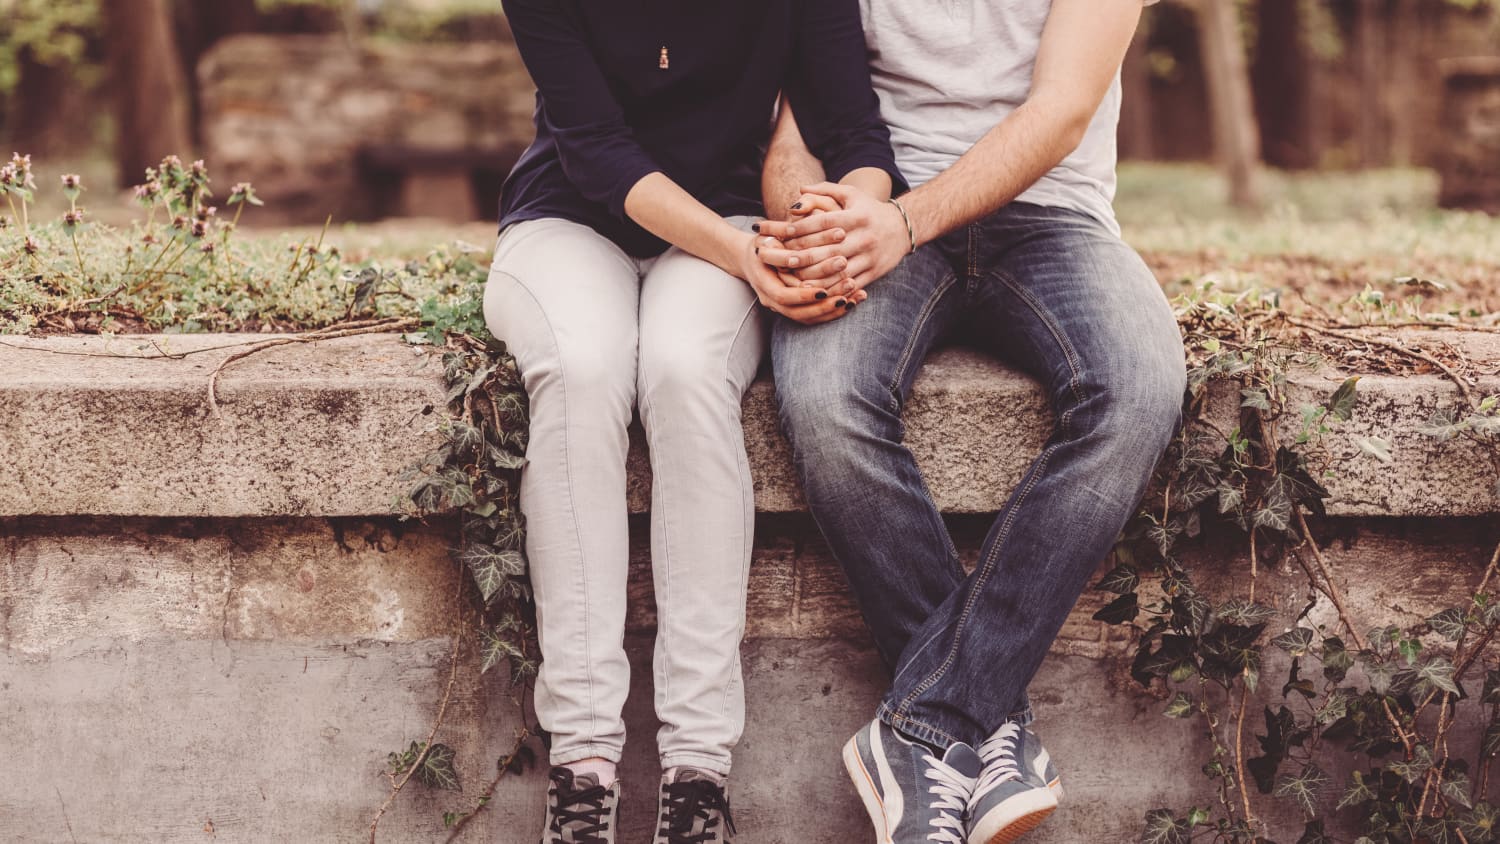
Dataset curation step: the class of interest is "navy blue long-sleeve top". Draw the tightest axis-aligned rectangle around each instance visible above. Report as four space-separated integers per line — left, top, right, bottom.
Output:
498 0 901 258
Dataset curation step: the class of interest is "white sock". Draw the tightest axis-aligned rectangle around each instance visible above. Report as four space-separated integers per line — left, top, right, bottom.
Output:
664 765 725 784
569 758 618 787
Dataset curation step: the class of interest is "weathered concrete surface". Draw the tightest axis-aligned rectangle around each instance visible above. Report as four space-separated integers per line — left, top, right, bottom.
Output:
0 334 448 519
3 515 1498 842
3 333 1499 521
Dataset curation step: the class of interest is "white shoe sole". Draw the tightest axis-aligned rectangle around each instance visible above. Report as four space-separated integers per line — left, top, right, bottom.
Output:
967 784 1059 844
843 735 895 844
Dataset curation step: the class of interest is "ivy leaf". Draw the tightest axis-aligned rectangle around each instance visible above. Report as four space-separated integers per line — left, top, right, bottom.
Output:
1399 637 1424 666
1216 484 1243 515
1427 608 1469 642
1390 745 1434 784
1483 721 1500 758
1217 600 1277 625
1184 806 1210 827
1145 518 1182 558
1283 658 1316 700
1321 637 1354 683
1170 589 1214 637
1444 771 1475 810
1420 817 1463 844
1274 764 1330 816
1093 593 1140 625
460 544 525 603
488 446 529 471
1297 819 1334 844
1327 376 1361 422
1162 692 1195 719
1460 803 1500 844
1272 627 1315 657
1140 809 1190 844
415 743 462 792
1095 564 1140 595
1485 668 1500 706
1419 656 1461 696
479 627 522 675
1361 653 1396 696
1315 690 1349 725
1241 389 1272 411
1251 495 1292 535
1355 436 1394 464
1200 623 1266 687
1336 770 1377 811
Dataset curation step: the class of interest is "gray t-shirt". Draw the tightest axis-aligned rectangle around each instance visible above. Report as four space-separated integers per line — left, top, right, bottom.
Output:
860 0 1149 235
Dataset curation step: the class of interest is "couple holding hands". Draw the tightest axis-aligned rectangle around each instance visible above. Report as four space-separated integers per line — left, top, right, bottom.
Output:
483 0 1184 842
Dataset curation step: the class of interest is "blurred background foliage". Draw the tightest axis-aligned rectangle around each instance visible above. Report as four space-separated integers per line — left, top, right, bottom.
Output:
0 0 1496 241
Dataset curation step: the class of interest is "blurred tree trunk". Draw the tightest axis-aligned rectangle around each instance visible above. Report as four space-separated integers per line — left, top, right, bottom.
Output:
1252 0 1310 168
1355 0 1388 167
1194 0 1263 208
105 0 192 181
176 0 262 145
4 49 71 153
1120 24 1158 160
1385 0 1423 166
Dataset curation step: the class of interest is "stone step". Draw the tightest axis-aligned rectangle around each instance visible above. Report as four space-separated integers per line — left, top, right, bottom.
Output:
3 332 1498 520
4 514 1496 842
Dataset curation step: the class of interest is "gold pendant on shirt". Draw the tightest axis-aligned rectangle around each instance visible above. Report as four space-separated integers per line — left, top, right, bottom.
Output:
659 46 670 70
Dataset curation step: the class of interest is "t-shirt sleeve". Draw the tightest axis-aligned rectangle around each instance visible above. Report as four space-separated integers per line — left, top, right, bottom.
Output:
784 0 905 191
501 0 663 219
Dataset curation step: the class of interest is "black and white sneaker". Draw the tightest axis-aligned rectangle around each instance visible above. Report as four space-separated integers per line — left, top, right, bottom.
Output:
843 717 982 843
965 723 1061 844
540 766 619 844
653 767 736 844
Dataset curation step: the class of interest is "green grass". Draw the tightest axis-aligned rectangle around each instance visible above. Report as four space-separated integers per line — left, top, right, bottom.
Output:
1117 164 1500 265
5 158 1497 335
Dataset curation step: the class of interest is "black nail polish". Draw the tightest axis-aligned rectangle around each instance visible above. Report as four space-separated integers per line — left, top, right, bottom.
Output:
791 202 803 211
836 299 848 308
846 303 857 312
815 291 828 300
751 223 761 233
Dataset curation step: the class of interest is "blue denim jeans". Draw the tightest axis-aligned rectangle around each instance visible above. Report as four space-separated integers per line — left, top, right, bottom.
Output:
772 202 1187 750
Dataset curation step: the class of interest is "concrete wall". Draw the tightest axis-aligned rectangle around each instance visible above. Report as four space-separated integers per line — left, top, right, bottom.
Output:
2 334 1498 842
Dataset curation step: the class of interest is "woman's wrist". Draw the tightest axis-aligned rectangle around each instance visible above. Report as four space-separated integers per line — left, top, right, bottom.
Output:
716 226 756 279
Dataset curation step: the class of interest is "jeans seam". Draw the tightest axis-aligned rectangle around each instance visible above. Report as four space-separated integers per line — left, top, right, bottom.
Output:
720 300 760 718
885 271 960 401
497 270 601 749
879 702 963 747
894 264 1087 723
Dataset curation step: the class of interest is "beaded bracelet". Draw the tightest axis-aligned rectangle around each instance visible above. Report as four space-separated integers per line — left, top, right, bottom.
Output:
888 197 917 255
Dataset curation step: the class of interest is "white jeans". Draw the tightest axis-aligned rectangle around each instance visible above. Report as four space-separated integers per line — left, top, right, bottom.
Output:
483 217 764 774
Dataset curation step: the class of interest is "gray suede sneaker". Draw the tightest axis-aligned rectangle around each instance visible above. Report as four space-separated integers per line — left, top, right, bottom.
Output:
843 717 982 843
540 766 619 844
965 723 1061 844
652 767 736 844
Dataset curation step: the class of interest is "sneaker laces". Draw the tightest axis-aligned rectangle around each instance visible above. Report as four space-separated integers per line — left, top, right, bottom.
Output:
921 756 973 844
658 778 736 844
548 770 612 844
975 723 1024 793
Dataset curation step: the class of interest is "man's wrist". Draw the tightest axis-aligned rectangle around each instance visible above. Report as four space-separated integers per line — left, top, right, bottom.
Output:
887 198 917 255
899 190 939 250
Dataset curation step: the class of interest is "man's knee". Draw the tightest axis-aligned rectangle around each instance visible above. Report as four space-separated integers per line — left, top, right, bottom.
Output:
775 363 898 465
1080 352 1187 458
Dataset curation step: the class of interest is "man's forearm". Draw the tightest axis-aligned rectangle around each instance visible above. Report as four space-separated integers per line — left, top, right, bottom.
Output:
900 97 1089 248
763 110 827 221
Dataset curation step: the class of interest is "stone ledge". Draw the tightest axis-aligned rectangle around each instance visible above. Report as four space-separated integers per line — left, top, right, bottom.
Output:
2 332 1497 518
